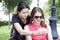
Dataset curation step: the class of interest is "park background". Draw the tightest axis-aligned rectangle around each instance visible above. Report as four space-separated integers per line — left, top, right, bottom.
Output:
0 0 60 40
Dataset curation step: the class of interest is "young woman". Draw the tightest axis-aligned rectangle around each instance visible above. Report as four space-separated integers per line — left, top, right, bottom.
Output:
24 7 53 40
11 1 31 40
11 1 47 40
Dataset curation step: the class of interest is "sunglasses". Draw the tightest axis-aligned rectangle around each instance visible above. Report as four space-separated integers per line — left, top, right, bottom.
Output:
34 16 44 19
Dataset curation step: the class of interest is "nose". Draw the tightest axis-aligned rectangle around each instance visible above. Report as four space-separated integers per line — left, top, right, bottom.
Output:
38 18 41 20
25 13 28 17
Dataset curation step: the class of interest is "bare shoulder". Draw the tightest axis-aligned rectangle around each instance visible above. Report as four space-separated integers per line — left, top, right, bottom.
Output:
24 25 30 30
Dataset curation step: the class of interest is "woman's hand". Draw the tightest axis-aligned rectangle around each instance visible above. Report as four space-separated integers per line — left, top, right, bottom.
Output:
37 28 48 34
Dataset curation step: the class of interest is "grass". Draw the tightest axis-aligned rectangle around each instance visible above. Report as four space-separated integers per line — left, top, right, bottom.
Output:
0 25 11 40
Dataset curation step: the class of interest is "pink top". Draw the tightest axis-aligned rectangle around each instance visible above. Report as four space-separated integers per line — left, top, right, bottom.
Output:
27 24 48 40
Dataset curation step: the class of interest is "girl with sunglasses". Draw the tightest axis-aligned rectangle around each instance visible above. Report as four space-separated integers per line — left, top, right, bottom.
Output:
24 7 53 40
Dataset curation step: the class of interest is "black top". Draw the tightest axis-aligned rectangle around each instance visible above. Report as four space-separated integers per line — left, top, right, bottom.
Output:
12 14 30 40
12 14 30 29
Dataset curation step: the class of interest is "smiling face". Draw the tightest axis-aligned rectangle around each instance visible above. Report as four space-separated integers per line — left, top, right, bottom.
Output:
30 7 45 26
18 8 30 19
33 11 43 25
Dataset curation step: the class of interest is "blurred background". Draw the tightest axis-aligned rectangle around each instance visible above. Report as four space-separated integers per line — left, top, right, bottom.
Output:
0 0 60 40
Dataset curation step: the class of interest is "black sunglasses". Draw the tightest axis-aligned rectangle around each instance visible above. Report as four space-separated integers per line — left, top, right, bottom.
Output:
34 16 44 19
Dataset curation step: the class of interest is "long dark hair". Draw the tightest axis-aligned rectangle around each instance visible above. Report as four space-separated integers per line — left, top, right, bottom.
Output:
30 7 46 28
17 1 30 14
13 1 30 15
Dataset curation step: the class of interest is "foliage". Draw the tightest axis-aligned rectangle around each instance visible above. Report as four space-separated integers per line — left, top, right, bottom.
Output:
56 0 60 19
3 7 9 15
0 0 2 2
47 0 60 19
0 21 12 26
3 0 32 12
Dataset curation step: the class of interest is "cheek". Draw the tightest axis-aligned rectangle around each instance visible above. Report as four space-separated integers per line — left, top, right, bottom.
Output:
20 13 25 16
33 19 37 22
19 13 24 17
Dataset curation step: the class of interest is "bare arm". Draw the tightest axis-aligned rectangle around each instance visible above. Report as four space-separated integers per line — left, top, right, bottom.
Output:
47 25 53 40
24 25 32 40
14 23 44 36
14 23 32 35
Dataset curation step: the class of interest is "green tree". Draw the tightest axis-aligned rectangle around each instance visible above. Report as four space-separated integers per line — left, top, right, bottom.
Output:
44 0 60 20
0 0 2 2
3 0 31 12
56 0 60 19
